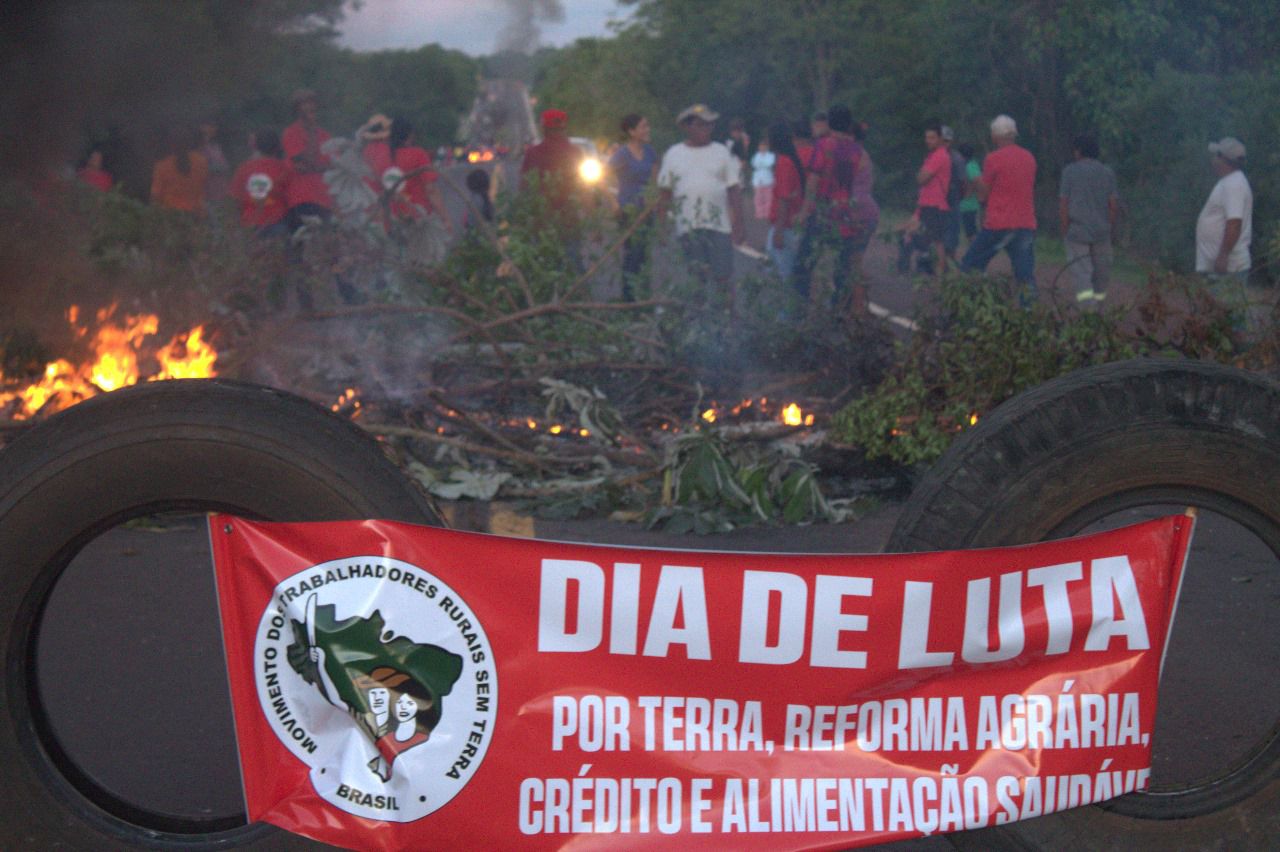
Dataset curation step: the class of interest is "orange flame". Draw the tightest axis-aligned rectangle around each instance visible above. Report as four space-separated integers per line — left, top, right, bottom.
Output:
0 305 217 420
782 403 804 427
701 408 717 423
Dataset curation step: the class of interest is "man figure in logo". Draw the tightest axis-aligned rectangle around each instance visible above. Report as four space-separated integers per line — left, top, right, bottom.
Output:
311 646 392 738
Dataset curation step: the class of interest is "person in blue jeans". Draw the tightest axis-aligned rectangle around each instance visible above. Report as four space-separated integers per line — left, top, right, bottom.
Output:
960 115 1038 303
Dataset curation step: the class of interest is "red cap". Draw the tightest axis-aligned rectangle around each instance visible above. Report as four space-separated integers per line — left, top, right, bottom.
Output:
541 109 568 130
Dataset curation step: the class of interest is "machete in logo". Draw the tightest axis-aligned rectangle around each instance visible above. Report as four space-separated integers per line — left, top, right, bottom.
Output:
252 556 497 822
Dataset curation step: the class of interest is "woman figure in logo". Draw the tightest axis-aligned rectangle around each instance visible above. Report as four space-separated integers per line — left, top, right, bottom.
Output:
370 683 437 781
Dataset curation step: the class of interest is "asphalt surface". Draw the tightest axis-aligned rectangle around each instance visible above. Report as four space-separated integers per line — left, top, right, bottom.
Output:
21 173 1280 847
32 496 1279 850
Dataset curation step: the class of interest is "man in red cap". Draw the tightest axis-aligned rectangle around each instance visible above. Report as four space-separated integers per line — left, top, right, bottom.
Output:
521 108 585 222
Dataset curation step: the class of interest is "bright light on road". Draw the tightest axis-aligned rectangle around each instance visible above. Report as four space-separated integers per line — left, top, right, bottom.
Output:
579 157 603 184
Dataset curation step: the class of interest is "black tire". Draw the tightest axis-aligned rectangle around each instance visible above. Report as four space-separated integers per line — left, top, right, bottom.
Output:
888 358 1280 849
0 379 440 849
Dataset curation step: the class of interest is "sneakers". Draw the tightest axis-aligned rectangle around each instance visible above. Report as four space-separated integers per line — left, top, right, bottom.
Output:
1076 289 1107 303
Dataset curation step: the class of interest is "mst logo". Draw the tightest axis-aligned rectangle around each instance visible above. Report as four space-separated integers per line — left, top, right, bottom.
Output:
253 557 496 822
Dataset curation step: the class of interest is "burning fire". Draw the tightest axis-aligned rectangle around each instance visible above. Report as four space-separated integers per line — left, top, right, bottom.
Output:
0 305 217 420
701 397 815 428
331 387 363 418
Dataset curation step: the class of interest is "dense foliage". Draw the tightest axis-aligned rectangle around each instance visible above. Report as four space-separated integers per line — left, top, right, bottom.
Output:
534 0 1280 275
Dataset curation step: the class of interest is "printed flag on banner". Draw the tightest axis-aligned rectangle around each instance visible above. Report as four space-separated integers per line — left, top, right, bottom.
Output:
208 513 1193 851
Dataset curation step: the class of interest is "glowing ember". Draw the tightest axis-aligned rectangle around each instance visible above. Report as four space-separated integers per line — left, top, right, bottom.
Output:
781 403 804 427
969 412 979 426
0 305 217 420
330 387 362 417
549 424 563 435
701 408 717 423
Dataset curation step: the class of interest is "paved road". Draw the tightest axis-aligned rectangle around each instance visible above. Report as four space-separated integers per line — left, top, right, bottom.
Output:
33 496 1278 849
23 177 1280 847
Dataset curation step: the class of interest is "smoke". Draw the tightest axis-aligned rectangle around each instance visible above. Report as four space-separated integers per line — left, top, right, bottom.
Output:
496 0 565 54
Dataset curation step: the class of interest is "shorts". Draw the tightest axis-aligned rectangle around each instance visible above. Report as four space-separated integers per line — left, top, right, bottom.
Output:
679 229 734 283
918 206 948 244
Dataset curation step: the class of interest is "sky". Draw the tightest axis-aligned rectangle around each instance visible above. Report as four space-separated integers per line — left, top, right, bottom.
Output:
338 0 628 55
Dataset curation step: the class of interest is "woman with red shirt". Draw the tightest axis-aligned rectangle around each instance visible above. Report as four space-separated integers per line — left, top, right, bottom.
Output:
76 148 113 192
766 121 805 280
383 117 450 232
231 128 291 237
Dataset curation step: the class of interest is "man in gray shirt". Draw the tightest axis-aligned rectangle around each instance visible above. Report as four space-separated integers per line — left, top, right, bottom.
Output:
1058 134 1119 303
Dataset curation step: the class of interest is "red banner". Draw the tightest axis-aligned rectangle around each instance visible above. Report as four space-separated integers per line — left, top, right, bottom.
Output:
208 514 1192 850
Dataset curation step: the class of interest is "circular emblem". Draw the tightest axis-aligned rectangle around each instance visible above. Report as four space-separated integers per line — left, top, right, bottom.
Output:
253 557 497 822
246 172 273 201
381 165 406 193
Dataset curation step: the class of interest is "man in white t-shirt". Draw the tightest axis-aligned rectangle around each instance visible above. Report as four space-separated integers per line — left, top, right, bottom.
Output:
1195 137 1252 328
1196 137 1252 275
658 104 743 302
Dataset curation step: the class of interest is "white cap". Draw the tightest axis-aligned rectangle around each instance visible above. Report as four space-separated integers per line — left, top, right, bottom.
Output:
1209 137 1246 164
990 114 1018 138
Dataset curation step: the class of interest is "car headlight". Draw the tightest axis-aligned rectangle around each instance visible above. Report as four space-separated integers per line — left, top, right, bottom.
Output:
578 157 603 184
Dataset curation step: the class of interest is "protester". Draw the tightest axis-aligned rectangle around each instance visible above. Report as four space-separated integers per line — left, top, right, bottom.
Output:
657 103 744 309
199 119 231 211
960 114 1038 302
282 88 334 230
231 128 291 236
848 120 880 280
358 112 394 199
1195 136 1252 326
793 120 815 171
607 113 658 300
463 168 494 229
750 138 776 221
150 126 208 213
911 122 951 277
76 147 113 192
1058 133 1119 304
809 112 831 154
941 126 967 261
384 117 450 231
765 122 804 279
726 117 751 187
956 143 981 241
521 108 585 218
796 105 871 313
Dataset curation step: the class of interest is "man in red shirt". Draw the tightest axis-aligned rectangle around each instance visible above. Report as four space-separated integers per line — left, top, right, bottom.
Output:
960 114 1038 300
521 109 584 224
282 88 333 231
914 123 952 277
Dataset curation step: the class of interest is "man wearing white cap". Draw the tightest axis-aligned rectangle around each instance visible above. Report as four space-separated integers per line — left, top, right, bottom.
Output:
1196 137 1252 330
960 114 1038 302
658 104 744 307
1196 137 1252 277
